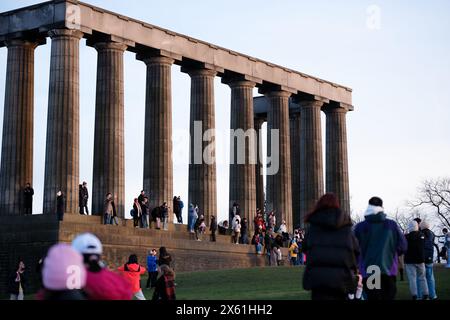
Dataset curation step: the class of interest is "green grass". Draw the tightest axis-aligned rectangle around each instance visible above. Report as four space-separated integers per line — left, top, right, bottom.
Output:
143 265 450 300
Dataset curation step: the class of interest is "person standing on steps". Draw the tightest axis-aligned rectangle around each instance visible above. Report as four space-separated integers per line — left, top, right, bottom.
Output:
78 181 89 215
103 193 114 225
23 183 34 215
132 198 142 228
56 191 65 221
210 215 217 242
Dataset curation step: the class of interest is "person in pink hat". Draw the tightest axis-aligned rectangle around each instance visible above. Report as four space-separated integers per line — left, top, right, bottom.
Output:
36 243 87 300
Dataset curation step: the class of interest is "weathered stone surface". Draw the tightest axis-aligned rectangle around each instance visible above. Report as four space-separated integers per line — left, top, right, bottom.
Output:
91 41 127 217
228 80 257 229
325 105 350 215
187 68 217 224
0 40 38 215
43 29 83 215
140 56 174 219
266 90 293 231
299 100 324 219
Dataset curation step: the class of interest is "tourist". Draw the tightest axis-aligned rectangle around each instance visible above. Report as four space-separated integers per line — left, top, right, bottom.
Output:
231 211 241 233
303 193 360 300
233 218 241 244
118 254 146 300
78 181 89 215
158 247 172 267
111 196 119 225
210 215 217 242
173 196 179 223
72 233 132 300
218 220 229 235
146 249 159 289
444 228 450 268
138 190 146 206
270 245 278 266
240 218 249 244
141 197 149 228
8 259 26 300
37 244 87 300
151 205 161 229
252 231 263 254
161 202 169 230
132 198 142 228
188 203 197 233
177 196 184 224
152 264 176 301
23 183 34 215
278 219 289 246
276 246 283 266
268 211 276 229
264 228 273 259
419 221 437 299
289 239 299 266
56 190 65 221
230 202 240 219
103 193 114 225
405 220 429 300
354 196 407 300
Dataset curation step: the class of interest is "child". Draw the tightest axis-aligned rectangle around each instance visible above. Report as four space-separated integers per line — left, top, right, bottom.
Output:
146 249 159 289
118 254 146 300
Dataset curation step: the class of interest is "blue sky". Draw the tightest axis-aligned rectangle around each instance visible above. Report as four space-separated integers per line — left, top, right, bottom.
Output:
0 0 449 223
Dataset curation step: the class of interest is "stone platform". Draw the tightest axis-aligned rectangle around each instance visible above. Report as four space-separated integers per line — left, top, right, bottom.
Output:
0 214 283 297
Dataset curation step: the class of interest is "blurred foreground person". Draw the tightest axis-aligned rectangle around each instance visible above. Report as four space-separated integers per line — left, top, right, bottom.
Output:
72 233 132 300
37 244 87 300
303 193 360 300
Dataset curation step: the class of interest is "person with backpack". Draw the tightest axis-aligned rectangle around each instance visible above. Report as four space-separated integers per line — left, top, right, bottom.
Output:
72 233 132 300
289 239 299 266
419 221 437 299
152 265 176 301
118 254 146 300
132 198 142 228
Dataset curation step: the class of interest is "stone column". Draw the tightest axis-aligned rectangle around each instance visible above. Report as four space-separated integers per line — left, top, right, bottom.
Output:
0 40 38 216
43 29 83 215
289 111 301 228
92 42 127 218
228 80 256 229
187 68 217 224
325 105 350 215
254 117 265 213
266 90 293 231
141 56 174 221
299 100 324 220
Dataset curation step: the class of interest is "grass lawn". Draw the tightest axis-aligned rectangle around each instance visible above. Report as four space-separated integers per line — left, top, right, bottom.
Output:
143 265 450 300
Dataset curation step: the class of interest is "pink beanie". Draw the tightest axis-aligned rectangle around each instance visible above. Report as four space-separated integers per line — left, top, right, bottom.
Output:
42 244 87 291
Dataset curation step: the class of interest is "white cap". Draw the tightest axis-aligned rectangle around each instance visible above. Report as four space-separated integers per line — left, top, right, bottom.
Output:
72 233 103 255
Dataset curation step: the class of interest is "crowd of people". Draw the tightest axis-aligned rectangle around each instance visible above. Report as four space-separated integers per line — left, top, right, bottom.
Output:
302 193 450 301
8 233 176 301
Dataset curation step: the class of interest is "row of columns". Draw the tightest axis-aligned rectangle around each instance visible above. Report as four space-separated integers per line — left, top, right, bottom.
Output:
0 28 350 232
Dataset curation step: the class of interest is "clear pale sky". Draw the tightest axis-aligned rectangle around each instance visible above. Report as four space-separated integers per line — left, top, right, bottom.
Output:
0 0 449 223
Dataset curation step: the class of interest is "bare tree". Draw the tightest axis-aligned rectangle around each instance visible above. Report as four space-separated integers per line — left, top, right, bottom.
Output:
409 178 450 228
391 208 422 233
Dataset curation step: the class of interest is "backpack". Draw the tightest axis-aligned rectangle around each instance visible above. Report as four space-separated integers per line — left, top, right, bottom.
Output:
130 209 136 218
293 247 299 254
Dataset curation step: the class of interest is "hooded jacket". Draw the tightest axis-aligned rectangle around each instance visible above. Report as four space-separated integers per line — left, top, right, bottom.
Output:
118 263 146 293
85 268 133 300
354 210 407 277
303 208 360 293
405 231 426 264
422 228 435 264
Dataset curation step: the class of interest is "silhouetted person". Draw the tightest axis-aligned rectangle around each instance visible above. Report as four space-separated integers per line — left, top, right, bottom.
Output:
56 191 65 221
23 183 34 215
79 181 89 215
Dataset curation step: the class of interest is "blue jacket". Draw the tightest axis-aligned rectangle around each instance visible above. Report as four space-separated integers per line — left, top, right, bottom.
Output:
147 255 158 272
354 212 407 277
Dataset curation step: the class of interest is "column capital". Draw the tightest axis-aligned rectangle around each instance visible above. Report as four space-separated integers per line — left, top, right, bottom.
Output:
323 102 354 114
183 67 217 78
265 90 292 98
228 80 256 89
94 41 128 52
299 100 324 109
140 55 175 66
48 28 83 40
5 38 44 49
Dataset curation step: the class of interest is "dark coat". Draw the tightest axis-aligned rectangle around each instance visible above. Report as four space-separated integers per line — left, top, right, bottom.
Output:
303 208 359 294
79 185 88 206
173 197 180 214
8 271 26 295
56 195 65 214
23 187 34 207
210 218 217 231
422 229 435 264
405 231 426 264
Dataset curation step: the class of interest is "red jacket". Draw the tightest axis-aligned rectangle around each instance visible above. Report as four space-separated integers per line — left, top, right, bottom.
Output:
85 269 133 300
118 263 146 293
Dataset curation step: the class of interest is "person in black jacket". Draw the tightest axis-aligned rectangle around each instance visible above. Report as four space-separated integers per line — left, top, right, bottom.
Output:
419 221 437 299
210 215 217 242
302 193 360 300
78 182 89 215
405 220 429 300
56 191 65 221
8 260 26 300
23 183 34 215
